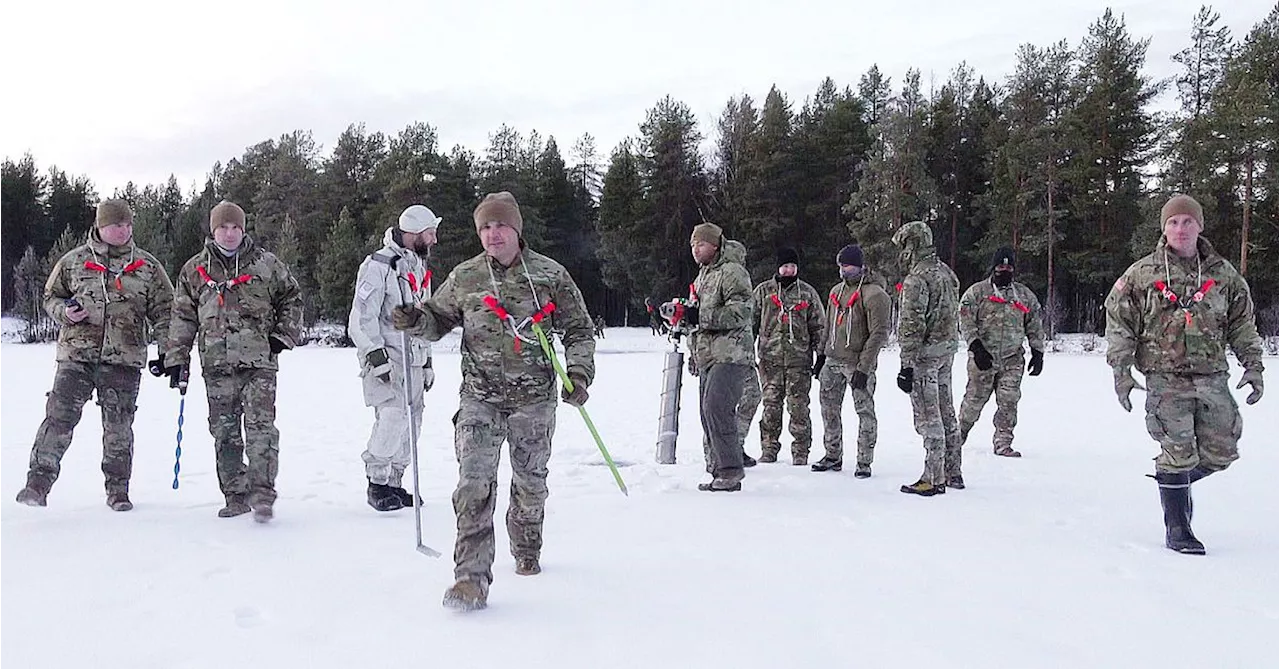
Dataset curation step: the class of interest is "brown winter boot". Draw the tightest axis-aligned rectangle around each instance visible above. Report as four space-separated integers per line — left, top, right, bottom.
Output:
442 579 489 611
16 486 48 507
106 492 133 512
218 496 252 518
515 556 541 576
900 479 946 496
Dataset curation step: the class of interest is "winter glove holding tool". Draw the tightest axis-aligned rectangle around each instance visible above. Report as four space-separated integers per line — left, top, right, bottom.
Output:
424 367 435 392
165 364 189 391
852 370 869 391
896 367 914 393
812 354 826 380
1112 365 1144 412
561 373 589 407
366 348 393 383
1236 365 1264 405
1028 349 1044 377
392 305 423 330
269 335 289 355
969 339 993 371
148 353 167 377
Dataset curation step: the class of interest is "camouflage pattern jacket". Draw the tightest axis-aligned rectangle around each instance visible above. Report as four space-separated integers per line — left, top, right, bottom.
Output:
898 251 960 367
824 270 891 373
167 237 303 372
1105 236 1262 375
689 239 754 373
402 245 595 408
43 229 173 369
752 277 825 368
959 277 1046 361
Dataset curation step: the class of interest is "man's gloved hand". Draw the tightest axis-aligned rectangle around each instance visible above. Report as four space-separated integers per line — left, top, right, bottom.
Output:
424 368 435 392
269 335 289 355
366 348 393 383
896 367 914 393
165 364 189 390
148 353 166 377
969 339 993 371
1028 349 1044 377
812 354 826 380
562 373 589 407
1113 365 1144 412
1236 365 1264 405
392 305 423 330
852 370 868 391
687 357 700 378
64 299 89 324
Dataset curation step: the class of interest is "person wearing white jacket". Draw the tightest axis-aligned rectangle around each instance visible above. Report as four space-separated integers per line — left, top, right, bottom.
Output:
349 204 440 511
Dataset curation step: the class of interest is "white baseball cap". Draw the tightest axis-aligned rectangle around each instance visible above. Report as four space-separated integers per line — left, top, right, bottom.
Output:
398 205 442 233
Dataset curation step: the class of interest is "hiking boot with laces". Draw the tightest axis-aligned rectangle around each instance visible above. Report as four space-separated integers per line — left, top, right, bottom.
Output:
442 579 489 611
106 492 133 512
218 497 252 518
811 456 842 472
16 486 48 507
900 479 946 496
515 557 541 575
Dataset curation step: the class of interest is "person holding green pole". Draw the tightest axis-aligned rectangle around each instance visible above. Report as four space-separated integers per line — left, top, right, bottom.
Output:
392 191 596 612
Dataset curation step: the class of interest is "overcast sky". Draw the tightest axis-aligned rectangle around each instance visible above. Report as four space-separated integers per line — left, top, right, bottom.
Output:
1 0 1271 196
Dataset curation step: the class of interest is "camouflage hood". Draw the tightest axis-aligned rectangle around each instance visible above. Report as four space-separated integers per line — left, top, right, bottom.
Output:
892 220 936 267
707 239 747 270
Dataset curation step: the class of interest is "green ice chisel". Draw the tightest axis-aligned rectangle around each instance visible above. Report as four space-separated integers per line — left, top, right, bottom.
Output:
531 322 628 496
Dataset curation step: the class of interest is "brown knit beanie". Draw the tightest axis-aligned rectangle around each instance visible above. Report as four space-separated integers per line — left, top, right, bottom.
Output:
1160 194 1203 228
95 199 133 228
209 201 247 232
690 223 723 246
473 192 523 236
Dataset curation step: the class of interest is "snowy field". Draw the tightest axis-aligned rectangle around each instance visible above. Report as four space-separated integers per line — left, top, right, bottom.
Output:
2 328 1277 668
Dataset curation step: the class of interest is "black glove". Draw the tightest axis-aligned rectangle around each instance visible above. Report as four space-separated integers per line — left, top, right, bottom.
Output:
562 373 589 407
812 354 826 379
366 348 393 383
896 367 914 393
392 305 423 330
852 370 868 391
683 305 699 326
148 353 166 377
165 364 189 390
269 335 289 355
969 339 993 371
1028 349 1044 377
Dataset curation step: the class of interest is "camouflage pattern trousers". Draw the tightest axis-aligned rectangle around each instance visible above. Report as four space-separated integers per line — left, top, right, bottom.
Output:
451 397 557 586
818 358 877 467
26 361 141 495
1144 372 1242 474
958 353 1025 451
204 367 280 505
759 362 814 459
909 355 962 486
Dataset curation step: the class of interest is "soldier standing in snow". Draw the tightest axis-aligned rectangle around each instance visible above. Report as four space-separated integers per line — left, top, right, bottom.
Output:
812 244 891 478
1104 194 1264 555
956 247 1046 458
349 205 440 512
16 200 173 511
892 221 963 496
663 223 754 492
751 247 825 465
392 191 596 611
165 201 303 523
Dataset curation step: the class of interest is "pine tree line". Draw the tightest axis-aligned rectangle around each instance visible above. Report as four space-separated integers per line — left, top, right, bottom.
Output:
3 6 1275 339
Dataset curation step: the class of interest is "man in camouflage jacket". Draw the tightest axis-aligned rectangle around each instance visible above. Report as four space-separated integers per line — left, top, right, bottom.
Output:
17 200 173 511
892 221 962 496
751 246 825 465
813 243 891 477
1105 194 1264 555
957 247 1046 458
166 201 303 523
393 191 596 612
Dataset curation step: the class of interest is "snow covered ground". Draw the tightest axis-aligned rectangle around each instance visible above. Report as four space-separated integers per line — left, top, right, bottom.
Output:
2 328 1276 668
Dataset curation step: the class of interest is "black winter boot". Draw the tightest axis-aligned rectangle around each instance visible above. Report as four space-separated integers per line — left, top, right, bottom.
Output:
390 486 416 507
1155 472 1205 555
367 480 404 512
